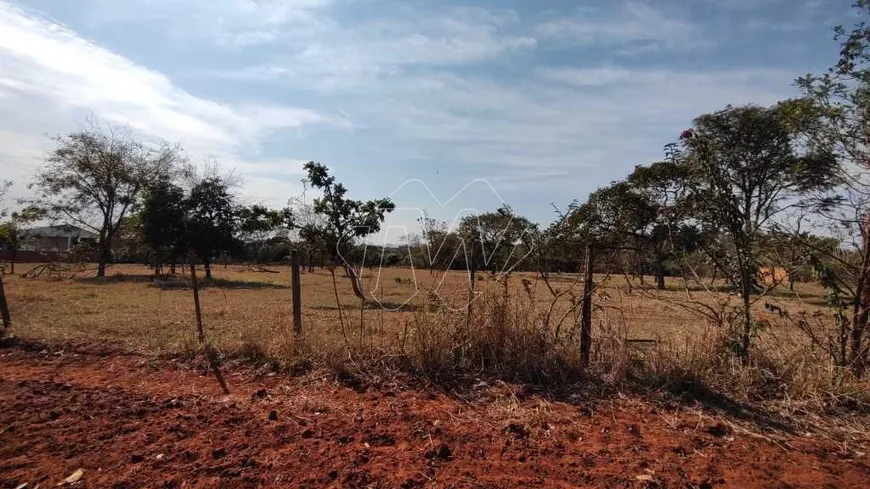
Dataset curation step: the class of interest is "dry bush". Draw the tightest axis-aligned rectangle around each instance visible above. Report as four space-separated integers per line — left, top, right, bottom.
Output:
397 286 583 383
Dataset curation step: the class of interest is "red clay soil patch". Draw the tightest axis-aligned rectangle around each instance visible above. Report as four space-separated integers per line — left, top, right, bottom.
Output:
0 346 867 488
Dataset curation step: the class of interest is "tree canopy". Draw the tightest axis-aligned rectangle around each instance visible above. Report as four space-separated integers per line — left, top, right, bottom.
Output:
300 161 395 299
29 121 183 276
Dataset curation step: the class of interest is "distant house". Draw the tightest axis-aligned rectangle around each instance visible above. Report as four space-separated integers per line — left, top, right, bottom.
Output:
21 225 97 252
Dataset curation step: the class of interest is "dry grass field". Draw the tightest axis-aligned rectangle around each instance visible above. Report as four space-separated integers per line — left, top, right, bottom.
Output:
0 262 847 393
2 263 870 488
1 262 826 357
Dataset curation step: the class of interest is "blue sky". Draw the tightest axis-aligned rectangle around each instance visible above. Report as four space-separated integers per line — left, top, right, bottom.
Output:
0 0 859 237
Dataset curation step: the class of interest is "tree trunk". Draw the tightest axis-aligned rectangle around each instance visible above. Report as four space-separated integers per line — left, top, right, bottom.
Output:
204 256 212 280
344 264 366 301
580 244 594 367
97 236 111 278
740 267 753 365
653 258 666 290
637 261 645 284
467 247 476 328
850 213 870 377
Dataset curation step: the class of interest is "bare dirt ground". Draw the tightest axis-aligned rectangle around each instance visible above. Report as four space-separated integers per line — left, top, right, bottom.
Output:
1 342 867 488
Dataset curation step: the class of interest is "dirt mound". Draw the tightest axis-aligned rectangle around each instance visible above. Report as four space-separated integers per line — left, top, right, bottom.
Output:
0 346 867 488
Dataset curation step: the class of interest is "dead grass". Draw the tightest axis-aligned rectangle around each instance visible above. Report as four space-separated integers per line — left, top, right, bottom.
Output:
2 262 869 436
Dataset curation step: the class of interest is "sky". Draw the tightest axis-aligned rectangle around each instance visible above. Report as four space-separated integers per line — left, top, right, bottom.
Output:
0 0 860 241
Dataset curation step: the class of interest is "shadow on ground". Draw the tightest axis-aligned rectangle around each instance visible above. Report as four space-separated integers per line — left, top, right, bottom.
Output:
310 300 441 313
75 274 289 290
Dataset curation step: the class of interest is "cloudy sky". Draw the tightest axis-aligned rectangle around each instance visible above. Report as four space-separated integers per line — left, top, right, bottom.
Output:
0 0 858 235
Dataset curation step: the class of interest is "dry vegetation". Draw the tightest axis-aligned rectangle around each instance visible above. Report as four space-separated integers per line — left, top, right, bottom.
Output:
3 262 868 434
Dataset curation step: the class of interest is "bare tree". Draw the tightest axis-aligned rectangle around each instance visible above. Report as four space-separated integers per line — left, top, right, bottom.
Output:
29 120 183 276
287 180 328 272
0 180 11 219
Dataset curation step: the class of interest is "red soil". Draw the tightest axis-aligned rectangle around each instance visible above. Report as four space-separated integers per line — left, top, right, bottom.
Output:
0 344 867 488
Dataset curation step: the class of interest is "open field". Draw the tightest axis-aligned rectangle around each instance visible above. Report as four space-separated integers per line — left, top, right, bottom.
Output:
1 264 869 487
0 263 861 401
0 263 831 361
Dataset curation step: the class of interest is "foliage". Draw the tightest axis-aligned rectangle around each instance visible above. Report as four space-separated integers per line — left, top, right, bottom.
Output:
457 205 537 278
671 104 839 361
418 212 462 272
185 177 240 279
237 205 293 248
140 180 187 271
625 161 701 288
0 206 45 251
788 0 870 375
28 120 182 276
300 161 395 299
0 180 11 219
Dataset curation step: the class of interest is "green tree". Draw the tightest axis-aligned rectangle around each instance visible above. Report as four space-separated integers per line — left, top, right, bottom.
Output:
535 201 589 278
457 205 537 328
788 0 870 374
554 176 692 290
237 204 293 259
300 162 395 300
0 206 45 274
625 161 697 289
418 212 460 274
29 121 181 276
572 181 657 283
673 105 838 362
140 180 187 275
186 177 239 279
113 214 151 264
458 205 537 278
0 180 16 255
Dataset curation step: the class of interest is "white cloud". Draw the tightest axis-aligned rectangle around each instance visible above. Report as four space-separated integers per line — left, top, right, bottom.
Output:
321 66 798 179
170 3 536 88
0 0 819 225
535 66 640 87
534 2 711 54
84 0 334 47
0 2 335 206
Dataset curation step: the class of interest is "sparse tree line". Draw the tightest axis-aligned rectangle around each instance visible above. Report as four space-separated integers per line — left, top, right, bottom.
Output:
3 2 870 375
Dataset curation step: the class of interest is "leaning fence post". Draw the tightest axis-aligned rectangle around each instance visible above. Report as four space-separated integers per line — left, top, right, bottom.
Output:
189 254 205 342
0 269 10 329
579 244 595 367
188 253 230 394
290 249 303 338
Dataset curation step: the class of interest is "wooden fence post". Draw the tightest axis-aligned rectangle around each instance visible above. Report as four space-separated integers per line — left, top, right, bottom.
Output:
291 249 303 338
188 254 230 394
0 269 10 329
466 245 476 327
189 254 205 342
579 244 595 367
